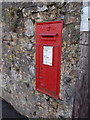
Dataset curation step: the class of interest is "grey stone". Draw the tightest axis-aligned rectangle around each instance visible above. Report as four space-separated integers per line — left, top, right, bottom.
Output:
29 65 35 77
24 43 32 50
37 5 48 12
63 77 72 84
3 33 11 41
51 5 55 10
25 19 34 37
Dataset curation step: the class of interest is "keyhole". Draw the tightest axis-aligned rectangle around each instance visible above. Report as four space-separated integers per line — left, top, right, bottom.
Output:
40 67 43 70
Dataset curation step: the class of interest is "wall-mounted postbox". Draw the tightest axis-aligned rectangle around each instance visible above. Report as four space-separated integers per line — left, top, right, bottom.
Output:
36 21 63 99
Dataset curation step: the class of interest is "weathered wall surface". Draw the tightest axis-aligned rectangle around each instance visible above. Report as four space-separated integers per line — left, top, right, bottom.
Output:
2 2 81 118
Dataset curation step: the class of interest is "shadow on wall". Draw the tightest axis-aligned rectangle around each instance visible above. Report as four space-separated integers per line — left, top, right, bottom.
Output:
0 97 29 119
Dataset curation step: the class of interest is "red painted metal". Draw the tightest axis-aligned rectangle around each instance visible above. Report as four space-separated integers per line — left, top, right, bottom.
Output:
36 21 63 99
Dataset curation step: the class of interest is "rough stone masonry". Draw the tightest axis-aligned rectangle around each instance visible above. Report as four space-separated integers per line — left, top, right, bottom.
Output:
2 2 81 118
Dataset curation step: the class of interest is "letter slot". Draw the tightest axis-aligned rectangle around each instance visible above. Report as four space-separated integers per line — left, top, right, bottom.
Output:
39 33 58 41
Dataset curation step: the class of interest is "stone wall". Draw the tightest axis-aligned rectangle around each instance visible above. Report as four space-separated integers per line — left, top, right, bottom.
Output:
2 2 81 118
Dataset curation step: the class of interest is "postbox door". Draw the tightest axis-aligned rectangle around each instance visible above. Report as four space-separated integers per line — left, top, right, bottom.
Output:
36 45 61 99
36 21 63 99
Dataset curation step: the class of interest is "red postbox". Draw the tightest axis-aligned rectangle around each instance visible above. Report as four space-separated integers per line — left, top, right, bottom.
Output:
36 21 63 99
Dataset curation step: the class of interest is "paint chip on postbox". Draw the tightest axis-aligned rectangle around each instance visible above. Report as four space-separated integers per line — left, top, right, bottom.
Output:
43 46 53 66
